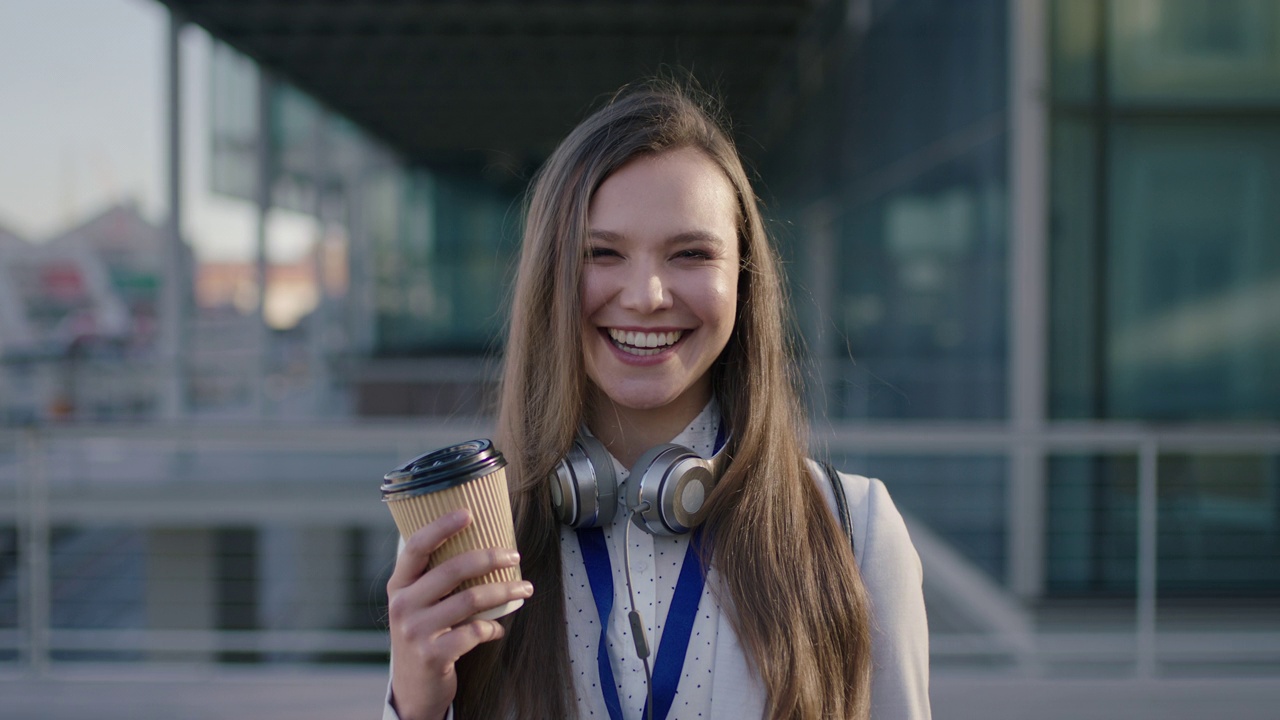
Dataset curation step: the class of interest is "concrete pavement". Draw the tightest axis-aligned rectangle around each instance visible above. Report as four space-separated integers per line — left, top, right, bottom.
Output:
2 664 1279 719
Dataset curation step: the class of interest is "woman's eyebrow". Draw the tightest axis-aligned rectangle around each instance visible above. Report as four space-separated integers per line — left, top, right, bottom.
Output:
667 230 728 246
586 229 624 243
586 229 730 246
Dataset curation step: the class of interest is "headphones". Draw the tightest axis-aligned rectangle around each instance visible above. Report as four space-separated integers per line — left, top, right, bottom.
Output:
550 432 729 536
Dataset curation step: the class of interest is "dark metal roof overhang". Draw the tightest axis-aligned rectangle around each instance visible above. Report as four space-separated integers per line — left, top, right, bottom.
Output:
156 0 826 173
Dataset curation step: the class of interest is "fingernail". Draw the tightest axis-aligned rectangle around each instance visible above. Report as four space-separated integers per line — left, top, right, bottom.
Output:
502 549 521 565
518 581 534 597
449 509 470 524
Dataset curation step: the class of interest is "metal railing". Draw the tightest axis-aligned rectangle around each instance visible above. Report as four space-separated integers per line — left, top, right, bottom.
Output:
2 420 1279 676
1 421 488 671
820 422 1280 675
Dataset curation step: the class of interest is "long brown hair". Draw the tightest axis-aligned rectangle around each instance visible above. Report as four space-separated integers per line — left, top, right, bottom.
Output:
456 80 873 719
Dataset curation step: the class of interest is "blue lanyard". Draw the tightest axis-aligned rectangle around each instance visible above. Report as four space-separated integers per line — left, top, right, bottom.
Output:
575 526 708 720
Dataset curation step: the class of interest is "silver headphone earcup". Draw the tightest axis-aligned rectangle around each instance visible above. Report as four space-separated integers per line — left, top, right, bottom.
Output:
551 436 618 528
550 452 580 526
630 444 716 535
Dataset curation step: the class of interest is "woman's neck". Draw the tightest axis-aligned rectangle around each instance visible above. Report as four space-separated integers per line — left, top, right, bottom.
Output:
585 390 710 468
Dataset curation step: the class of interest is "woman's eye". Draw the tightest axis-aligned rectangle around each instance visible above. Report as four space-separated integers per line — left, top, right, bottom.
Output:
676 249 712 260
585 246 619 260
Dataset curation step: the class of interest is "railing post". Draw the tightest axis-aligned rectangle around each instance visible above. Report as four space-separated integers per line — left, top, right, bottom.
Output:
1136 439 1158 677
1008 0 1050 604
19 428 51 675
160 8 188 420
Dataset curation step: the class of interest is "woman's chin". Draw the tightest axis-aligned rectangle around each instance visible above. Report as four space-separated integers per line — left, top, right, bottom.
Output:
592 382 711 419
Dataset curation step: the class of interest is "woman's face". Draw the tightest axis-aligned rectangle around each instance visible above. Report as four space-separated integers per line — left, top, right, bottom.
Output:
580 147 741 420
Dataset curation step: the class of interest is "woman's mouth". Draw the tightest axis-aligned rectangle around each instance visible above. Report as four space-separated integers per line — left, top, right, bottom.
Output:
606 328 684 357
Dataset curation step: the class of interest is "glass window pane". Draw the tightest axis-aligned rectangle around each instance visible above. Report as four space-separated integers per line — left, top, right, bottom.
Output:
0 525 15 657
1048 118 1100 419
0 430 18 660
1158 453 1280 593
270 84 327 213
51 527 147 638
1051 0 1101 102
1110 0 1280 103
774 0 1009 421
1048 452 1280 596
834 454 1007 582
1107 122 1280 420
373 170 517 355
1047 455 1138 595
832 143 1008 420
209 41 259 203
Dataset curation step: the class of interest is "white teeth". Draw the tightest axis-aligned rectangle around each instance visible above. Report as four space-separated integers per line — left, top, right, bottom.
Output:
607 329 682 355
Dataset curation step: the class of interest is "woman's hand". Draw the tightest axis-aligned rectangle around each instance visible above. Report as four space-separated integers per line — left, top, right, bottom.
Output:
386 509 534 720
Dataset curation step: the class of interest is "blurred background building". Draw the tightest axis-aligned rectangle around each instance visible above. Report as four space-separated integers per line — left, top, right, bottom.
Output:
1 0 1277 717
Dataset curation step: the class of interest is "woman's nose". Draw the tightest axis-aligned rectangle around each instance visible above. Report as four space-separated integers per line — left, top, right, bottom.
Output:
618 267 672 313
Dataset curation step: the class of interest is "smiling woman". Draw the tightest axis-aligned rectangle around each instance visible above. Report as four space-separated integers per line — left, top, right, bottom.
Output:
383 81 931 720
581 148 741 461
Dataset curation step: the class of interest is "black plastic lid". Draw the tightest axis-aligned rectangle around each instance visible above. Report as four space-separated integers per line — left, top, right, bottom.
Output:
381 439 508 501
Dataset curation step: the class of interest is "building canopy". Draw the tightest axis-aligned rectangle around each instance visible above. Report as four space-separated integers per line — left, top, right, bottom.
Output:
158 0 818 170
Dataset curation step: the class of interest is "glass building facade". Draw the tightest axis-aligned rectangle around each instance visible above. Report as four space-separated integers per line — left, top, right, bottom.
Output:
200 0 1277 599
1046 0 1280 595
371 170 517 356
210 42 523 360
762 0 1013 583
766 0 1280 598
1050 0 1280 423
772 0 1011 423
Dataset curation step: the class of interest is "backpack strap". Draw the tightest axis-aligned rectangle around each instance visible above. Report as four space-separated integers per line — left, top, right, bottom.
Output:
822 461 855 556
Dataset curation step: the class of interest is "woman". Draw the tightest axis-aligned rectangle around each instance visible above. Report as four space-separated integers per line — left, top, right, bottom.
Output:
385 82 930 720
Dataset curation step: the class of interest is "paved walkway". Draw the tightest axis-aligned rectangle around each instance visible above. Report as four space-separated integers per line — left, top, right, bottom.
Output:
0 665 388 720
931 673 1280 720
2 665 1279 719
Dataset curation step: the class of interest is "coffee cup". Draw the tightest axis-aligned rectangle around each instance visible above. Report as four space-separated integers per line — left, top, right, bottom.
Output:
381 439 522 620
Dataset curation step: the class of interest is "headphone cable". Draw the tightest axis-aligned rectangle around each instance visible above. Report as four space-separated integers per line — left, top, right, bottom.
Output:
623 508 656 720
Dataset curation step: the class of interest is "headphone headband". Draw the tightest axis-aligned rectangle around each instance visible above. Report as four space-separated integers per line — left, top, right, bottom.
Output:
551 432 729 536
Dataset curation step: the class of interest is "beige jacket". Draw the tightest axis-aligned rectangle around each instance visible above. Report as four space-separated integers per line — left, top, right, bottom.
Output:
384 466 931 720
